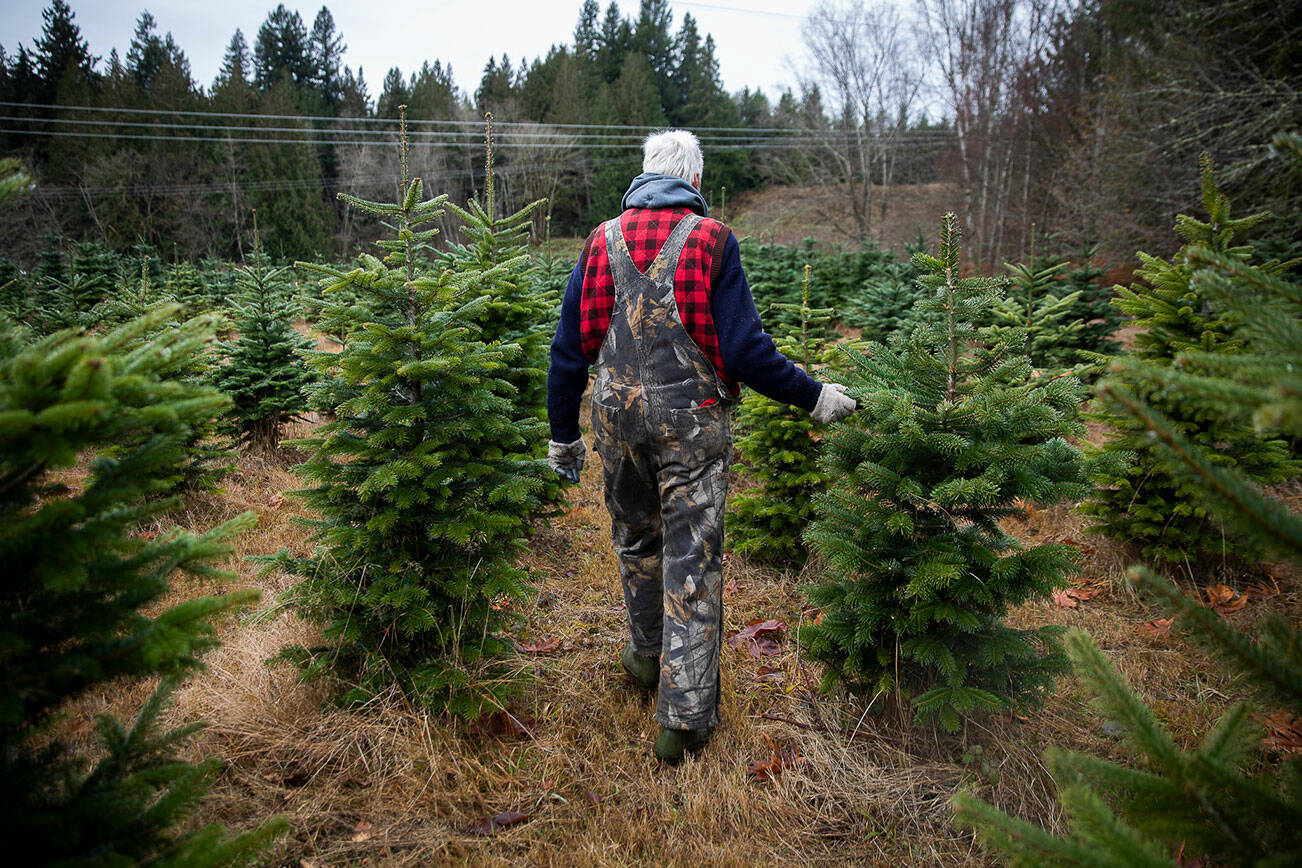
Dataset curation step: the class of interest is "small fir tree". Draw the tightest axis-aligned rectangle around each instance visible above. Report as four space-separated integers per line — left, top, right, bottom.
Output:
990 257 1087 374
91 262 234 493
211 236 315 450
802 214 1089 731
92 257 176 329
953 136 1302 864
1061 249 1124 364
1081 155 1299 565
440 114 560 507
41 270 107 334
730 265 836 567
268 109 546 715
838 260 923 344
0 305 286 864
71 240 120 289
164 260 212 316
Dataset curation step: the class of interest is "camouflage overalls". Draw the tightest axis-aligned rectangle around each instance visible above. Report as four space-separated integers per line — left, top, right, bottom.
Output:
590 213 732 732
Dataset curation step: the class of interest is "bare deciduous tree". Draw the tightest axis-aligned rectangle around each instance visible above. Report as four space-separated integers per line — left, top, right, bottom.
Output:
914 0 1061 263
786 0 923 244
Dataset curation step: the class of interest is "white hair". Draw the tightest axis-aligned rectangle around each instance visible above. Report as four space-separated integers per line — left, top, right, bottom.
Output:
642 129 703 184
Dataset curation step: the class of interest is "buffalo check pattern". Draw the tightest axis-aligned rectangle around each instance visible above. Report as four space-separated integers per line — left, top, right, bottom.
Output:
579 207 735 391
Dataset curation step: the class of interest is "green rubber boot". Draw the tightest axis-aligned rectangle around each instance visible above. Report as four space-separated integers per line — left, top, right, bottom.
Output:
653 726 713 764
620 643 659 690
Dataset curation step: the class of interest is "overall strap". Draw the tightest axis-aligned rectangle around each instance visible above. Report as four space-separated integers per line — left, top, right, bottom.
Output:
604 212 705 290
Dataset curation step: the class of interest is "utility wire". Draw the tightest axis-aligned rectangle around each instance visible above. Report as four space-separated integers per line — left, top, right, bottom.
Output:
0 100 816 135
0 113 830 145
0 126 956 150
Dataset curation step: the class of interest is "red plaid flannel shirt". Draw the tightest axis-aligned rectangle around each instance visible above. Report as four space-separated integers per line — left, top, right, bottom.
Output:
578 207 736 392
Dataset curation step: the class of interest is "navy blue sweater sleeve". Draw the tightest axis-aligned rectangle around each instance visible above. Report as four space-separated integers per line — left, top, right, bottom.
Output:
546 259 589 443
712 233 823 412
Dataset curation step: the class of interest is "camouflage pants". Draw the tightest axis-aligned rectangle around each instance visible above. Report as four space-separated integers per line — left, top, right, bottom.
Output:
590 213 733 732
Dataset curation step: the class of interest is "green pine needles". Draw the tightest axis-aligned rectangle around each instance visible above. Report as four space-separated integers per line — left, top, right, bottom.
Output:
269 108 547 716
211 240 316 450
0 306 285 863
730 265 837 567
802 213 1090 731
953 134 1302 868
1081 154 1299 566
441 113 560 510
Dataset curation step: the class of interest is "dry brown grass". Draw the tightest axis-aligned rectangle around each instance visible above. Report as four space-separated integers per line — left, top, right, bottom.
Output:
726 183 962 251
53 405 1300 867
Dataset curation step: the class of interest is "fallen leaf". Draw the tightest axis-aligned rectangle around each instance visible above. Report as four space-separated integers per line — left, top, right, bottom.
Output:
468 708 536 740
748 733 800 781
752 665 784 683
1066 584 1105 601
1261 710 1302 755
1140 617 1174 638
1052 588 1078 609
268 492 284 508
727 619 788 657
468 810 532 836
1206 584 1248 615
350 820 374 843
724 579 739 594
300 861 319 868
489 593 511 611
517 635 562 653
584 788 601 806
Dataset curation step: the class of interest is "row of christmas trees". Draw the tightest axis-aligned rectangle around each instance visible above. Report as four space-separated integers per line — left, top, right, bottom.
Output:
0 113 560 863
730 139 1301 865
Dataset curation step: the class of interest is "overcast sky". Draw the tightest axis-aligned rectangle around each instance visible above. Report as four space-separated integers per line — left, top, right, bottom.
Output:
2 0 821 101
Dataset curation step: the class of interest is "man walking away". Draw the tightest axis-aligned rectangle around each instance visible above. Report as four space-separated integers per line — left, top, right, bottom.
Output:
546 130 857 764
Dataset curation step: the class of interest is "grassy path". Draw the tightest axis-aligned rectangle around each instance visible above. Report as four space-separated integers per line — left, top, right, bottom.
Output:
62 411 1294 866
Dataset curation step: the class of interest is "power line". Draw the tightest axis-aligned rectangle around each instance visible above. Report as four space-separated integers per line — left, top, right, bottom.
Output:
0 100 812 136
674 1 812 23
0 125 956 150
0 113 804 145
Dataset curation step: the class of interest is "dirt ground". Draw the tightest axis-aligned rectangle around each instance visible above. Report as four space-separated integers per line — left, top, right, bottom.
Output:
58 380 1300 866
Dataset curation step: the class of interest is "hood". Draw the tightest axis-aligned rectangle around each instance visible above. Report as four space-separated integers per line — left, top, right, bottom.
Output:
620 172 709 216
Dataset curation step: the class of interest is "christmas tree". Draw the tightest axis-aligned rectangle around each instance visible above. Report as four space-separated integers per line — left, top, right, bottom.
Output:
440 114 560 508
838 259 922 344
164 260 212 316
0 305 285 863
40 270 107 334
730 265 836 567
1081 155 1299 565
802 213 1089 731
953 133 1302 868
211 230 316 450
990 257 1085 374
1060 249 1124 366
92 261 233 494
268 109 546 715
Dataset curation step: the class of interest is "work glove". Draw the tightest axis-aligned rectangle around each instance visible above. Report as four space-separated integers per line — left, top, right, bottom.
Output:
811 383 857 425
548 438 588 484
